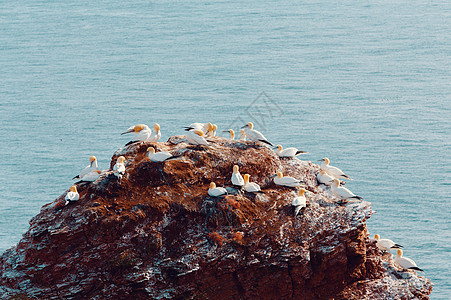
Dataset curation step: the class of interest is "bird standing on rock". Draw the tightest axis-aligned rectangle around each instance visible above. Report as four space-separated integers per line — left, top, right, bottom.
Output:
275 145 308 158
113 156 126 180
272 172 303 187
320 157 352 180
185 129 210 146
146 147 179 162
243 174 263 193
65 185 79 205
331 178 362 203
73 156 98 180
241 122 273 146
148 123 161 142
292 188 307 216
395 249 423 272
208 182 227 197
231 165 244 188
121 124 151 145
374 234 403 252
316 170 334 185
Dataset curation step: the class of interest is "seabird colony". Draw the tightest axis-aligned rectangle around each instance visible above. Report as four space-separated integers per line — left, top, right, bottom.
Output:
66 121 423 273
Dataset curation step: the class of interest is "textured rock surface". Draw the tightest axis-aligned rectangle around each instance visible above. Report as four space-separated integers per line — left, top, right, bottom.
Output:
0 136 432 299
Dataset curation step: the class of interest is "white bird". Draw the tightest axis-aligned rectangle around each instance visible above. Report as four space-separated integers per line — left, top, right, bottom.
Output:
320 157 352 180
243 174 263 193
121 124 151 144
275 145 308 158
223 129 235 140
184 122 213 134
185 129 209 146
316 170 334 185
231 165 244 187
241 122 273 146
206 124 218 137
208 182 227 197
292 188 307 216
331 178 362 202
147 123 161 142
78 169 102 182
395 249 423 272
272 172 302 187
113 156 126 179
73 156 98 180
239 129 246 141
374 234 403 251
146 147 179 162
65 185 80 205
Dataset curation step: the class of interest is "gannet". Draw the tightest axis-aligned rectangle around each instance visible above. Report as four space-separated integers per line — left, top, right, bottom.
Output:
331 179 362 202
223 129 235 140
184 122 213 134
320 158 352 180
146 147 179 162
148 123 161 142
185 129 209 146
243 174 263 193
206 124 218 137
121 124 151 144
316 170 334 185
275 145 308 158
65 185 79 205
231 165 244 187
292 188 307 216
239 129 246 141
374 234 403 251
113 156 126 179
78 169 101 182
73 156 98 180
208 182 227 197
272 172 302 187
241 122 273 146
395 249 423 272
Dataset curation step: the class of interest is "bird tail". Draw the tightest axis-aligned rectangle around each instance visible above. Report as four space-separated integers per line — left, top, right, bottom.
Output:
295 150 308 155
164 154 183 161
391 244 403 249
72 175 80 180
351 196 363 200
259 139 273 146
342 174 352 180
125 140 137 146
184 127 195 131
409 267 424 272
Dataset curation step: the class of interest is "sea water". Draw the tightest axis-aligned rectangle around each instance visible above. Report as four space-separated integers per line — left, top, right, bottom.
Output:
0 0 449 298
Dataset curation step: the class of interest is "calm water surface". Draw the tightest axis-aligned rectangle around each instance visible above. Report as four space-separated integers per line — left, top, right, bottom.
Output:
0 0 450 298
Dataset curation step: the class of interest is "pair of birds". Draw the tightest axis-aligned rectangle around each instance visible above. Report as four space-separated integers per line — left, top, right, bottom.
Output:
316 157 362 203
374 234 423 272
209 165 307 216
208 166 263 196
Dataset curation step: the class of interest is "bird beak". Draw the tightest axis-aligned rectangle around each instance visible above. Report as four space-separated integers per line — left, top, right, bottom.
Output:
90 161 94 167
222 130 229 133
121 129 134 135
270 174 277 178
272 146 278 149
318 159 325 162
184 127 194 132
241 124 249 129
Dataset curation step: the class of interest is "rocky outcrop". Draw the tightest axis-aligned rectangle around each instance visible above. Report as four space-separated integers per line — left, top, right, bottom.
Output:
0 136 432 299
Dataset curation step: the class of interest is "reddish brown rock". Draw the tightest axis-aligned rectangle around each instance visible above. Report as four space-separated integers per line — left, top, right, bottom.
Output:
0 136 432 299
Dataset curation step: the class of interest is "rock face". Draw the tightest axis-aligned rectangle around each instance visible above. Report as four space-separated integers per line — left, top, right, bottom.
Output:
0 136 432 299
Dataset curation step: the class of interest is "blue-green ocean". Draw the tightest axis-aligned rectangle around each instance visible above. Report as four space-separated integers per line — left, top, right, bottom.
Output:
0 0 449 298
